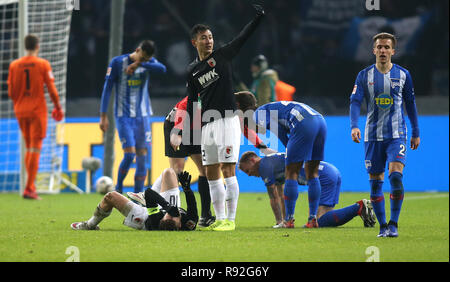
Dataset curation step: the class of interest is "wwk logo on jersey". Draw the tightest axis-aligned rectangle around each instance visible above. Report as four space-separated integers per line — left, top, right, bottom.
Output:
198 68 219 88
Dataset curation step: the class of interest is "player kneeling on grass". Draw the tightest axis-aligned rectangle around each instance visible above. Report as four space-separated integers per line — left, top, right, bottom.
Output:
71 170 198 231
238 151 376 228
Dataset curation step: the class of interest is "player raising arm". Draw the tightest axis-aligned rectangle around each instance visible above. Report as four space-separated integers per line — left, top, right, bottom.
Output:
7 34 63 200
349 32 420 237
184 4 265 231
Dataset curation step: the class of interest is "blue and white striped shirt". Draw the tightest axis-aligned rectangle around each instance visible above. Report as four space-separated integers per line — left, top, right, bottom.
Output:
350 64 419 142
253 101 322 146
100 54 166 117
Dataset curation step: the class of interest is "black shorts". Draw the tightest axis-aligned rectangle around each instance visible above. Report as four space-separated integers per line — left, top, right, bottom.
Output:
164 119 201 158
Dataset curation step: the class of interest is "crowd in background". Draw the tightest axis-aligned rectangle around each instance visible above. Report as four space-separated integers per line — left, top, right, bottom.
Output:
67 0 449 104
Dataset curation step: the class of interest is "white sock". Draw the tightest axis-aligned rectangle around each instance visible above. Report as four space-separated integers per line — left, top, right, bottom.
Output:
225 176 239 221
87 205 111 228
208 179 226 221
152 173 162 193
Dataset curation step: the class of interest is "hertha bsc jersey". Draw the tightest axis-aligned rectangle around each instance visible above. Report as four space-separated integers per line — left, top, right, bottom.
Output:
350 64 420 142
253 101 323 146
259 153 340 191
100 54 166 117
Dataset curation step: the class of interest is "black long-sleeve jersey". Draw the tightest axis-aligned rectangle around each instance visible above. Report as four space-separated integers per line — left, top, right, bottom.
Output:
186 13 264 127
143 188 198 231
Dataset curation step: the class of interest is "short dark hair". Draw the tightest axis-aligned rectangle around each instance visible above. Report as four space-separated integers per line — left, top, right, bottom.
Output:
24 34 39 51
238 151 258 170
235 91 257 111
190 24 211 40
373 32 397 49
139 40 156 57
159 218 179 231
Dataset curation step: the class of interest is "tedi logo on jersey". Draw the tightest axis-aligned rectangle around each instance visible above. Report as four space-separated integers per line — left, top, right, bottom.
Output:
198 68 219 88
375 93 393 110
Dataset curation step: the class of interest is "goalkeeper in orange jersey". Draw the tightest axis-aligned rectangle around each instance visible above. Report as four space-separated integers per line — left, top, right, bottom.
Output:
7 34 64 200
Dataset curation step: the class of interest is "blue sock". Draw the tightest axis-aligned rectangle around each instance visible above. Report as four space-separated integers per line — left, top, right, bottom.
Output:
116 152 135 193
389 172 404 224
134 154 147 193
317 204 360 227
370 179 387 226
284 179 298 221
307 178 321 219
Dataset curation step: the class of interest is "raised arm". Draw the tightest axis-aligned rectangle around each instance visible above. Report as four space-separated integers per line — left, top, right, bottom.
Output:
177 171 198 220
221 4 265 60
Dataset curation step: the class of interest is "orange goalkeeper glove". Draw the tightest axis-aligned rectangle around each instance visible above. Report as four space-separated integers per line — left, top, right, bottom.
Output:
52 106 64 121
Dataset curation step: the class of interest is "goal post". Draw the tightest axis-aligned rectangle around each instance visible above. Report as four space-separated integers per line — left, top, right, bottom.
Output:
0 0 72 194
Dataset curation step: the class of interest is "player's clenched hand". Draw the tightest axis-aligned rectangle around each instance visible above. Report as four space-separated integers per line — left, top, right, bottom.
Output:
177 171 192 192
99 114 109 132
351 128 361 143
410 137 420 150
253 4 265 16
170 134 182 151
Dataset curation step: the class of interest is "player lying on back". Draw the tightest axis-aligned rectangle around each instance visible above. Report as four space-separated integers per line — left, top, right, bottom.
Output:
71 170 198 231
238 151 376 228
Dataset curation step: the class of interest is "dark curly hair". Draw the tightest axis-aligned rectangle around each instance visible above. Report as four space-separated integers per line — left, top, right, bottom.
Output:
159 218 179 231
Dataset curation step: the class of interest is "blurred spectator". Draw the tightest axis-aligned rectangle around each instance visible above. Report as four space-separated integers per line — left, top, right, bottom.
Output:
66 0 448 103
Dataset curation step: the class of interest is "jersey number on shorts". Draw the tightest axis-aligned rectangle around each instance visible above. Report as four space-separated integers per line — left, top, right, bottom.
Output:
169 195 178 207
399 144 406 156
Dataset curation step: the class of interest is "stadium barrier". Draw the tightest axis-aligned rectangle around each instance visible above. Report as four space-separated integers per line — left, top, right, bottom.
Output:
0 116 448 193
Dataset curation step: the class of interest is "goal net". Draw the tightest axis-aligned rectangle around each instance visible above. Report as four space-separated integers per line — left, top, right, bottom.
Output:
0 0 72 194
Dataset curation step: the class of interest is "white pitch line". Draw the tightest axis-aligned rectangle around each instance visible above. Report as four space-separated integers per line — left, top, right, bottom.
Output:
404 194 449 201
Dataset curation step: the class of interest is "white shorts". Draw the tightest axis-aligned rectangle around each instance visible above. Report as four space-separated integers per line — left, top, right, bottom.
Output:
123 202 148 230
160 187 181 207
201 115 241 166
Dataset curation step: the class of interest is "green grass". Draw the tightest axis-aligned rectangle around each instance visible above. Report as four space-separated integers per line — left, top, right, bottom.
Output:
0 192 448 262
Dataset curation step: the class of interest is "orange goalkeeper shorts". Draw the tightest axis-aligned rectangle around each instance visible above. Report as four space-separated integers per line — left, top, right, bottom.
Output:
17 115 47 148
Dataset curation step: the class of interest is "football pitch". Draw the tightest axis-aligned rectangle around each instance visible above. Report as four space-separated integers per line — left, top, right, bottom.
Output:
0 192 448 262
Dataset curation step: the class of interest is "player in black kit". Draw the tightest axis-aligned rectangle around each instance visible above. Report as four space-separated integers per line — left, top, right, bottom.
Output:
185 4 265 231
70 171 198 231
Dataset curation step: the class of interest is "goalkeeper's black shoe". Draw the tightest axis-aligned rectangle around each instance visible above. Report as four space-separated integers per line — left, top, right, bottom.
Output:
197 216 216 228
357 199 376 227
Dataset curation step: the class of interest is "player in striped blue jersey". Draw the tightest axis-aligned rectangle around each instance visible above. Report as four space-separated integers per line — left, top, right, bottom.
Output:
238 151 376 228
350 33 420 237
235 92 327 228
100 40 167 193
